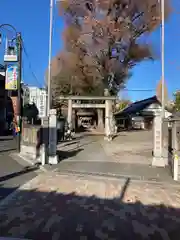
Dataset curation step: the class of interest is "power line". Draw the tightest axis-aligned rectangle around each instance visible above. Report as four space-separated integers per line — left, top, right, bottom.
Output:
121 89 155 92
21 40 42 88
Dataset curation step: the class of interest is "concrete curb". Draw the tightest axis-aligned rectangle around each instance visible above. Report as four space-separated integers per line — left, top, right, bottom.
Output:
10 153 47 173
10 153 35 166
53 169 180 187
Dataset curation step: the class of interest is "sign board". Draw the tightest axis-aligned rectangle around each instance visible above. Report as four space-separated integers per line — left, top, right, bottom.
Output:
153 115 162 156
5 64 18 90
4 42 18 62
4 54 18 62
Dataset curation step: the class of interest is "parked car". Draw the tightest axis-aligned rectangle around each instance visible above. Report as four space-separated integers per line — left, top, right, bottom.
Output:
131 116 145 129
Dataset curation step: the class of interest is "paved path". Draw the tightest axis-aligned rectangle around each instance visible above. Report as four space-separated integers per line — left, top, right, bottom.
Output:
54 133 172 183
102 130 153 165
0 173 180 239
0 136 38 201
0 136 16 153
57 135 109 162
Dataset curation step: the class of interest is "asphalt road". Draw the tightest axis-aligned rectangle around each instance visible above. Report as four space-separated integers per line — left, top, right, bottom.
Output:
0 136 38 201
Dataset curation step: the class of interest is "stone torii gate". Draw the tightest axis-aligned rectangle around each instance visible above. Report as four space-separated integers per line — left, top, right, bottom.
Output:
59 95 117 139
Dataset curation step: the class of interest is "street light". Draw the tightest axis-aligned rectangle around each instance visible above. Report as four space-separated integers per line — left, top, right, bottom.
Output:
0 24 22 153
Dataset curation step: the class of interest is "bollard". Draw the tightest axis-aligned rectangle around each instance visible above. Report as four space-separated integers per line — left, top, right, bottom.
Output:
173 153 179 181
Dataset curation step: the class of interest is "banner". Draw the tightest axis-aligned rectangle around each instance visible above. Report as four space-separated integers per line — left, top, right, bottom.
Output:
5 64 18 90
11 96 18 115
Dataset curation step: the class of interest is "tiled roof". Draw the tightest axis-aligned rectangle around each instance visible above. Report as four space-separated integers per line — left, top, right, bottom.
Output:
115 96 159 116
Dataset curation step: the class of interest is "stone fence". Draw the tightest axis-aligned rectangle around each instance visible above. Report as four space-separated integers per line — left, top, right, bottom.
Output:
20 114 57 166
166 115 180 181
20 121 43 164
168 117 180 151
21 123 41 146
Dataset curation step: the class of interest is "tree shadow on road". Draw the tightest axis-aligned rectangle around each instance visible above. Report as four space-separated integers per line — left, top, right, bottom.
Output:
0 177 179 240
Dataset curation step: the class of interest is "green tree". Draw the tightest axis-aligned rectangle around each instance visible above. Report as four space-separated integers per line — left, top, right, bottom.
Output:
174 91 180 112
118 100 131 111
156 79 168 105
23 103 39 124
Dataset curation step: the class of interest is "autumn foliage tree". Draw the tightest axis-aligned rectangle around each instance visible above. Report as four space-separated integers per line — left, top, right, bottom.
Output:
156 78 168 105
174 91 180 112
53 0 171 97
51 50 105 104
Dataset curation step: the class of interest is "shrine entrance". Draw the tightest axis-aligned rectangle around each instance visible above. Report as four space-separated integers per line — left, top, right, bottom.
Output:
59 95 116 138
76 110 97 130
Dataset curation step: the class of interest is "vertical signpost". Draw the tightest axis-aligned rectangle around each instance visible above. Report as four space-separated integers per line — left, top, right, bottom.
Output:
48 109 58 164
152 112 167 167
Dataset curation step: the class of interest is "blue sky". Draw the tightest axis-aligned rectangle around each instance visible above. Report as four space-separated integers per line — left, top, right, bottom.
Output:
0 0 179 101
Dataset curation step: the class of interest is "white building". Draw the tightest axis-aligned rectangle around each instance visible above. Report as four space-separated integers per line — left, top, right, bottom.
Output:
29 87 47 118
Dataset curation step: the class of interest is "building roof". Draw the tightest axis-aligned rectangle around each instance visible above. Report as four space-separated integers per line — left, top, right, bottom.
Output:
115 96 160 116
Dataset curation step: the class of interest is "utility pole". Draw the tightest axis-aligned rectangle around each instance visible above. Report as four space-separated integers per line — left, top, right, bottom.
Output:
161 0 165 118
47 0 54 116
16 33 22 152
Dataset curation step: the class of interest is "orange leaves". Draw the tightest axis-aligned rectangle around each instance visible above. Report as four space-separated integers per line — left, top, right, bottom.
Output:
56 0 171 96
156 79 168 104
58 0 69 15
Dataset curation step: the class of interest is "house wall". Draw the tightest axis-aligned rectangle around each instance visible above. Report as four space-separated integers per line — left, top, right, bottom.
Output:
144 103 172 118
0 72 6 134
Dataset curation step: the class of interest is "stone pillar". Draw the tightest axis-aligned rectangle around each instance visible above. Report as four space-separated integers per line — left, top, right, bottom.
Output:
172 121 180 151
162 119 169 165
109 101 114 134
152 112 167 167
171 121 180 181
104 99 112 141
97 109 104 130
40 117 49 165
68 99 72 129
111 113 117 135
48 109 58 165
173 154 179 181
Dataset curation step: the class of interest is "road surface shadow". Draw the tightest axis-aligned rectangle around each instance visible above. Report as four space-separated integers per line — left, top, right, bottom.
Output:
57 148 84 162
0 138 13 142
0 179 179 239
0 148 17 153
0 184 18 201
